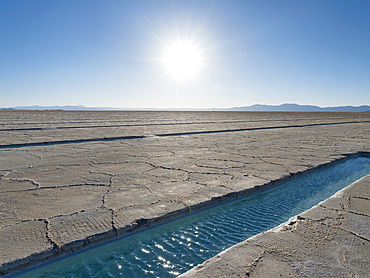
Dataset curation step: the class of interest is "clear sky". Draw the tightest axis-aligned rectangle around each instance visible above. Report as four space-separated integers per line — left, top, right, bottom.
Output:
1 0 369 109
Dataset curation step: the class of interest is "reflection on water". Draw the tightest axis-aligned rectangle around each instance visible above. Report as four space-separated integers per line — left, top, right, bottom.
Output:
21 156 370 278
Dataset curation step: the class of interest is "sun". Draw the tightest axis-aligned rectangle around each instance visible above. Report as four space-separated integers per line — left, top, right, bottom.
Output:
163 41 203 80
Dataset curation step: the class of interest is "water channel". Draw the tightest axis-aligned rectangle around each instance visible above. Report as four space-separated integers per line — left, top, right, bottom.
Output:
20 155 370 277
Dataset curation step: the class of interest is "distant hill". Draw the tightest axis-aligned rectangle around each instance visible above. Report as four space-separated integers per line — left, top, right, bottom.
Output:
1 103 370 112
228 104 370 112
2 105 121 111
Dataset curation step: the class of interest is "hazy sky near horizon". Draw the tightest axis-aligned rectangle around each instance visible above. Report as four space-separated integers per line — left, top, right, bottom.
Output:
1 0 369 109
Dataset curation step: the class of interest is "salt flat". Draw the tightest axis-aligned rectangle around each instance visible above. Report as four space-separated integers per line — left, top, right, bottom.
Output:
0 111 369 276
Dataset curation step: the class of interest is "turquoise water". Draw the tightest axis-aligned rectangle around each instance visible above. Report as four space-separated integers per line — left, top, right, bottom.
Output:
21 155 370 278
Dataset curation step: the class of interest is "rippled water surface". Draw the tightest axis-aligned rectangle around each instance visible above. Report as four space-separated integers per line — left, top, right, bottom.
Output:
21 155 370 277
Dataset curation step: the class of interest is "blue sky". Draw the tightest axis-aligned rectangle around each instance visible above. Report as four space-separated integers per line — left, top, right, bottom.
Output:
1 0 369 108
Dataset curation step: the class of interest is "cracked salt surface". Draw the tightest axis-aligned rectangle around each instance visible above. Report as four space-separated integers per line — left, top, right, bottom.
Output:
19 155 370 278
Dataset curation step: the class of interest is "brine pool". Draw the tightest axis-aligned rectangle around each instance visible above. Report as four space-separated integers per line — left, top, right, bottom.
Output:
19 155 370 278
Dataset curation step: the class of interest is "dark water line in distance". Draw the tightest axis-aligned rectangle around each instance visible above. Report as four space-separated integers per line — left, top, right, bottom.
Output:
1 120 369 149
1 117 365 131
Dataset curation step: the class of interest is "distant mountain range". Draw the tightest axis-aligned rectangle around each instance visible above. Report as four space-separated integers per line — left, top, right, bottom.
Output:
228 103 370 112
2 104 370 112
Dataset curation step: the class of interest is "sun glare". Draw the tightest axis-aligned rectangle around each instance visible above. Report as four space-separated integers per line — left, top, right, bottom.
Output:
163 41 203 80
